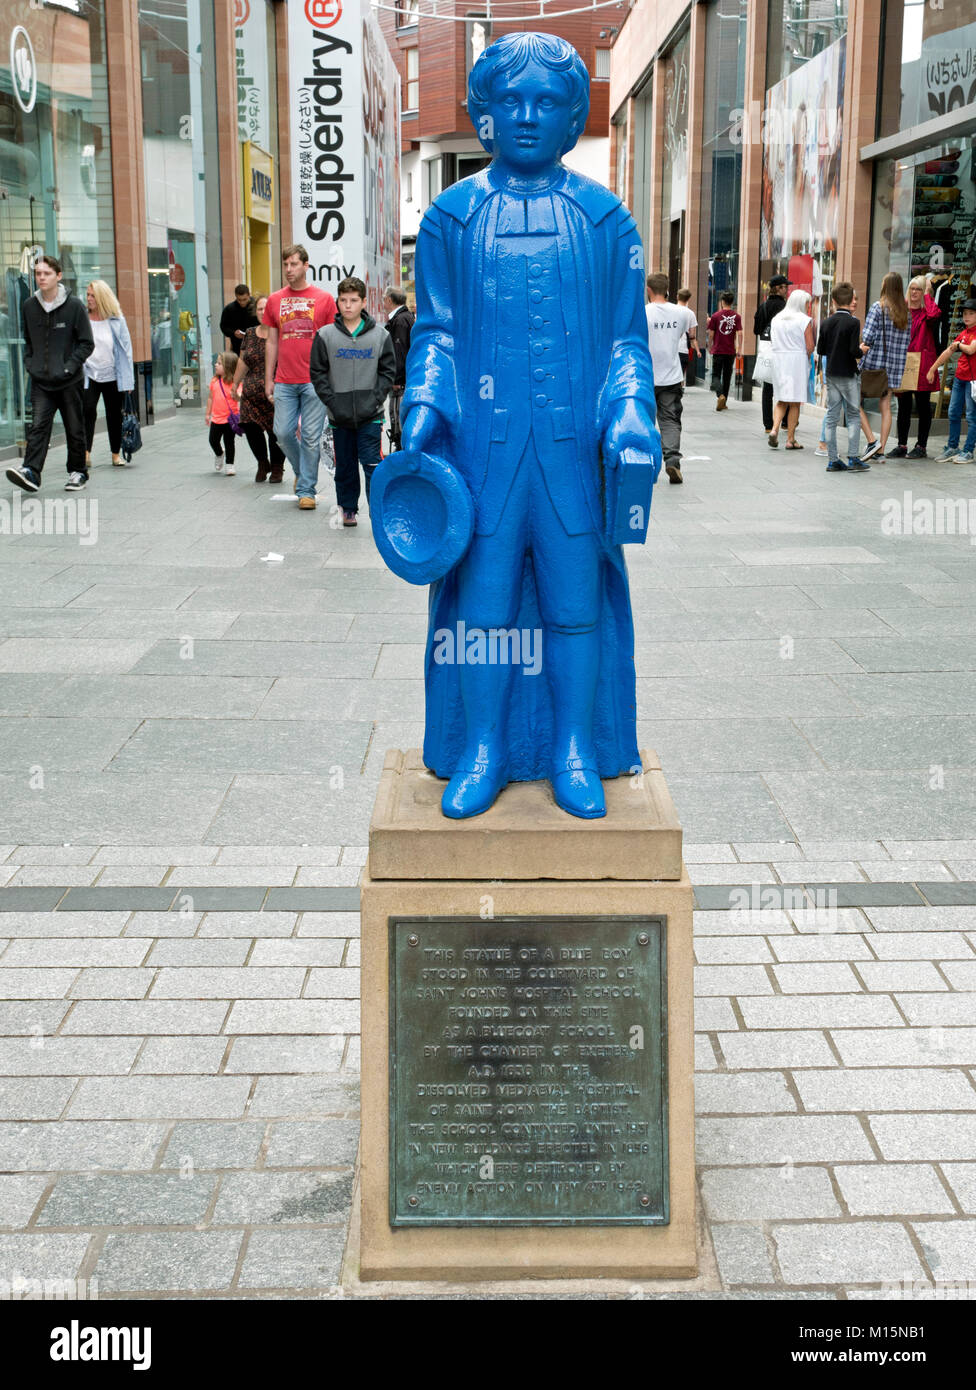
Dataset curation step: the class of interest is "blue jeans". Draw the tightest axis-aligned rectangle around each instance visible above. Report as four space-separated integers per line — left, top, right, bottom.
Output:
272 381 326 498
332 420 383 513
825 376 861 460
947 376 976 454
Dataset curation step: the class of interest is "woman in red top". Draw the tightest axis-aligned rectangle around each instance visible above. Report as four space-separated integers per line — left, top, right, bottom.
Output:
890 275 941 459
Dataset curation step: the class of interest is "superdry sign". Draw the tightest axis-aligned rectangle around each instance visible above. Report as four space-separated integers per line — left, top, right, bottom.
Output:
288 0 399 317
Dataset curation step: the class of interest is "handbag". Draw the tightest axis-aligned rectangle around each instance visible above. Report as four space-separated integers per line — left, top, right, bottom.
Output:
752 341 774 386
120 392 142 462
219 379 243 436
860 307 890 399
898 351 922 392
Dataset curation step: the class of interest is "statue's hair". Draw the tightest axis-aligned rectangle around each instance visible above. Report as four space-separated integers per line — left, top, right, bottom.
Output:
468 32 589 158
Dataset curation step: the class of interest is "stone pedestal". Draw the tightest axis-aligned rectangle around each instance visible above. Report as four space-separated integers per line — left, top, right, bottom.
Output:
358 749 696 1282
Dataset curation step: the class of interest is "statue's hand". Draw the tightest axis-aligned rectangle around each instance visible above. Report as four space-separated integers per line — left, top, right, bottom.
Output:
602 399 662 483
400 403 448 457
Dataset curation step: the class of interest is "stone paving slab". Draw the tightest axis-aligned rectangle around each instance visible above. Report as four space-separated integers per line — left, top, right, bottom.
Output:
4 400 976 1299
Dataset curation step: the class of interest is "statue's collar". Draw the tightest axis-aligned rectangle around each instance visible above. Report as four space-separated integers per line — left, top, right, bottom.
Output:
486 163 566 196
434 164 621 228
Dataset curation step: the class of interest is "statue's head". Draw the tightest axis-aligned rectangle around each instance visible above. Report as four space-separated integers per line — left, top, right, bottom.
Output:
468 32 590 171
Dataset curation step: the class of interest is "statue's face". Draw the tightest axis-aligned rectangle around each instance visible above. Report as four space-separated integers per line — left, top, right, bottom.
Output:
488 58 575 171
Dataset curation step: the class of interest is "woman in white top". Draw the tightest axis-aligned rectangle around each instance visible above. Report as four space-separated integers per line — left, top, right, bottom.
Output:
768 289 815 449
83 281 135 467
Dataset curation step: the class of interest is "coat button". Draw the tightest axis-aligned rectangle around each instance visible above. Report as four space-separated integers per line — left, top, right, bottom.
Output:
532 342 544 356
530 290 543 302
534 393 547 407
531 316 543 329
533 368 545 381
529 264 543 277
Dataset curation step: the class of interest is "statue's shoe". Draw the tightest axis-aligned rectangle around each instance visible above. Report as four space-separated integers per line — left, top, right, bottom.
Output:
442 761 508 819
551 760 606 819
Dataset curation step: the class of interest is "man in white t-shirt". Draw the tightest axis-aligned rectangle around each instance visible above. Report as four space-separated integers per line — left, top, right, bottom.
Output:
645 272 698 484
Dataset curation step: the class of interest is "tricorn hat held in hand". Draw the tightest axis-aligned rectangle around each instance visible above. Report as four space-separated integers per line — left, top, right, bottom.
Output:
369 450 475 586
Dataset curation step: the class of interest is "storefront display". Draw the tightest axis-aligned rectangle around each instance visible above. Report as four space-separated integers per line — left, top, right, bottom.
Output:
871 137 975 414
696 0 746 362
660 28 690 297
236 0 280 296
140 0 223 412
0 0 115 450
760 34 846 332
878 0 976 138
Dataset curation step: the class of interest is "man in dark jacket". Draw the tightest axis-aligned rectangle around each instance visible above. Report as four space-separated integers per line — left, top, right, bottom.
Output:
6 253 94 493
310 276 395 527
383 286 414 449
753 273 790 432
220 284 258 350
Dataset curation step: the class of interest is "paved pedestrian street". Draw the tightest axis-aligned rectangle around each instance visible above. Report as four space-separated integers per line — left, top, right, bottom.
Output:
2 394 976 1300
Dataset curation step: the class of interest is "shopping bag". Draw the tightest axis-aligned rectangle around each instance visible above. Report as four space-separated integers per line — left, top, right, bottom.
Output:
898 352 922 392
752 343 774 386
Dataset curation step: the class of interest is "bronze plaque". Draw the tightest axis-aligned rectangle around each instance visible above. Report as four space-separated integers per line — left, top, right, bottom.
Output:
389 915 668 1226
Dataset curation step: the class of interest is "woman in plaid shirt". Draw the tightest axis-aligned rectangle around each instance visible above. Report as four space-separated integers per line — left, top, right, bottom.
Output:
859 272 910 458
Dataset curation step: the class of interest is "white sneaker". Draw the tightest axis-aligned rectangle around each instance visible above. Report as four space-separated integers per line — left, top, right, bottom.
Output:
937 445 959 462
954 450 975 464
213 455 224 472
225 463 236 475
815 444 828 456
64 472 87 491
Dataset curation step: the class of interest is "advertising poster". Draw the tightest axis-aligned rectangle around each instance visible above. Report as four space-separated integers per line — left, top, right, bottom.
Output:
288 0 400 317
760 35 846 261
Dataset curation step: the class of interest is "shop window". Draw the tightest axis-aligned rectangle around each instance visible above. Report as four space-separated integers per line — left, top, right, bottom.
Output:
139 0 223 412
760 35 846 327
466 15 491 81
0 1 115 454
766 0 848 86
405 46 419 111
879 0 976 138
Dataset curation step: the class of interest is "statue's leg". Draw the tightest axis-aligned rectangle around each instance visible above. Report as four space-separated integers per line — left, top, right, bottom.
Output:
532 510 605 819
441 526 524 819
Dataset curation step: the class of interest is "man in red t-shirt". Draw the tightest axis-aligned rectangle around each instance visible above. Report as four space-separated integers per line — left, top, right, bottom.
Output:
263 244 336 508
706 291 743 411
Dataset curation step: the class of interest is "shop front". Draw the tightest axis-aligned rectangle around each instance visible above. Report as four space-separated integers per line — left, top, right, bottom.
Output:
869 2 975 337
863 0 975 420
236 0 280 300
759 33 847 326
0 0 115 451
140 0 224 415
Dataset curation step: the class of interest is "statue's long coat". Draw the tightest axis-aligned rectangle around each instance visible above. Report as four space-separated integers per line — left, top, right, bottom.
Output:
402 164 656 782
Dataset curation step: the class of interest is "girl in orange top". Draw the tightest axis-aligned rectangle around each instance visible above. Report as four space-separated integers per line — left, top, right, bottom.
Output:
206 351 240 474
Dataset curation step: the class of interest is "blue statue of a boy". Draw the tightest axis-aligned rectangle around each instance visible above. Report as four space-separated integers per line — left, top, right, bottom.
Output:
398 32 660 821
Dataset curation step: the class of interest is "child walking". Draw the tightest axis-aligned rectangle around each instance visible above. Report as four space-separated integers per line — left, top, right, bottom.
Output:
206 352 239 474
928 297 976 464
309 276 395 526
817 282 868 472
